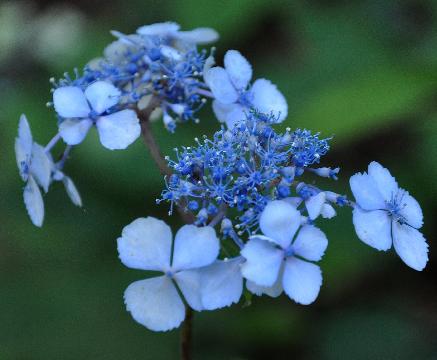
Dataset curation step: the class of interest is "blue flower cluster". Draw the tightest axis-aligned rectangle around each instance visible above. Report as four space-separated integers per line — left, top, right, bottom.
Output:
15 21 429 334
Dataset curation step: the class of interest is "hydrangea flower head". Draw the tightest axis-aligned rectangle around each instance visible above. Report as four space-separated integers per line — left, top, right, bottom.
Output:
205 50 288 128
241 200 328 305
117 217 219 331
53 80 141 150
350 161 428 271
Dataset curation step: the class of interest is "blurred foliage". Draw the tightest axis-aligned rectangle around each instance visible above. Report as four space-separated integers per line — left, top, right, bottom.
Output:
1 0 436 359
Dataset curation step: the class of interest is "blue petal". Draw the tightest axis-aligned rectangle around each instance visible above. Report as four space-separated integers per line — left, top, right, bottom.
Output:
63 176 82 207
173 270 203 311
250 79 288 122
211 100 237 123
205 67 238 104
225 105 246 129
367 161 398 203
15 115 33 180
176 28 219 44
246 263 283 298
30 143 52 193
59 118 92 146
85 81 121 114
53 86 90 118
137 22 180 37
398 189 423 229
393 222 428 271
305 192 326 220
292 225 328 262
23 176 44 227
350 172 386 211
224 50 252 90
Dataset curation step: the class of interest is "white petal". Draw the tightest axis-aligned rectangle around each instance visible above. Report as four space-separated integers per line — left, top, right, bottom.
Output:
59 118 92 145
250 79 288 122
53 86 90 118
85 81 121 114
259 200 301 249
23 176 44 227
246 264 284 298
137 22 180 37
176 28 219 44
349 173 386 211
63 176 82 206
352 207 392 251
173 270 203 311
205 67 238 104
15 115 33 180
225 105 246 129
240 238 283 287
171 225 219 271
283 257 322 305
212 100 237 123
117 217 172 271
30 143 52 193
321 204 336 219
292 225 328 262
398 189 423 229
368 161 398 202
392 222 428 271
124 276 185 332
224 50 252 90
305 192 326 220
199 258 244 310
96 110 141 150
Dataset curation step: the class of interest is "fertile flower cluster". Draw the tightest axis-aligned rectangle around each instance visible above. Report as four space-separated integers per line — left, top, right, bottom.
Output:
15 21 429 333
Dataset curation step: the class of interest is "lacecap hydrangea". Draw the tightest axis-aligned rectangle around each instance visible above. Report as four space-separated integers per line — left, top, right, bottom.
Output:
15 21 429 333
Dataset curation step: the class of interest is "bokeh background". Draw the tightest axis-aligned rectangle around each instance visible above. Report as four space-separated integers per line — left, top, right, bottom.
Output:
1 0 436 359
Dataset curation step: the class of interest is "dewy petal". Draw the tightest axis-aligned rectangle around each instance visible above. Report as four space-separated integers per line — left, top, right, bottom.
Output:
53 86 90 118
246 264 284 298
225 105 246 129
117 217 172 271
392 222 428 271
173 270 203 311
85 81 121 114
349 173 386 211
59 118 93 146
305 192 326 220
292 225 328 262
96 110 141 150
137 22 180 37
352 207 392 251
212 100 238 123
176 28 219 44
205 67 239 104
199 258 244 310
283 257 322 305
259 200 301 249
250 79 288 122
171 225 219 271
224 50 252 90
124 276 185 332
30 143 52 193
63 176 82 207
398 189 423 229
240 238 283 287
368 161 398 202
23 176 44 227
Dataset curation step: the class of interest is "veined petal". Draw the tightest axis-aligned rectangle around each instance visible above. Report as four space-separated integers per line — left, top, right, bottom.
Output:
212 101 238 123
63 176 82 207
59 118 92 146
240 238 283 287
85 81 121 114
283 257 322 305
23 176 44 227
173 270 203 311
292 225 328 262
398 189 423 229
259 200 301 249
172 225 219 271
350 173 386 211
124 276 185 332
137 22 180 37
176 28 219 44
205 67 238 104
199 258 244 310
53 86 90 118
392 222 428 271
96 110 141 150
305 192 326 220
250 79 288 122
352 207 392 251
224 50 252 90
30 143 52 193
117 217 172 271
368 161 398 203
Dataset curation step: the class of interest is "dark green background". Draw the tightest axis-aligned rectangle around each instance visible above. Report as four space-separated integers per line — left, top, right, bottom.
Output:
1 0 436 359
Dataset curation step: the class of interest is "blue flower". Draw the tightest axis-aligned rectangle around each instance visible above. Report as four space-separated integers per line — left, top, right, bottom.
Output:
350 161 428 271
241 200 328 305
204 50 288 128
53 81 141 150
117 217 219 331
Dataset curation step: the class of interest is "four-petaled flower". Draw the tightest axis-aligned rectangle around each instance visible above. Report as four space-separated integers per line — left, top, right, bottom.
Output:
53 81 141 150
350 161 428 271
241 200 328 305
117 217 219 331
205 50 288 128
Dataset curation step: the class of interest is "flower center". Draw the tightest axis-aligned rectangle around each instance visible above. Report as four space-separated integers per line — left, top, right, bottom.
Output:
386 190 407 225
